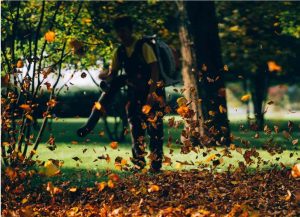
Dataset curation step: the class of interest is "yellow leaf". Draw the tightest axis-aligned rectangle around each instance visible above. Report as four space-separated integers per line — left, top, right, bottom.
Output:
21 198 28 204
3 142 10 147
94 102 102 110
219 105 227 114
43 160 60 177
229 25 239 32
25 115 33 121
208 110 216 116
44 31 55 43
176 97 187 107
69 187 77 192
241 94 251 102
175 162 182 170
223 65 229 71
230 144 236 150
205 154 216 163
110 141 118 149
148 184 160 193
107 180 114 188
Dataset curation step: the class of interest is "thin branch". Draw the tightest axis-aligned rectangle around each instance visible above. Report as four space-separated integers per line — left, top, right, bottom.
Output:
86 69 100 88
37 1 62 87
31 0 46 94
53 2 83 91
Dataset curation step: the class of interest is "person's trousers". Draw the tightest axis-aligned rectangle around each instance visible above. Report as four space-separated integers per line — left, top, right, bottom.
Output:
125 88 164 170
99 75 164 169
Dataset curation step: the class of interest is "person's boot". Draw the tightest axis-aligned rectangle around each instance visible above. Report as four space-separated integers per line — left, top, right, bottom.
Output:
77 105 105 137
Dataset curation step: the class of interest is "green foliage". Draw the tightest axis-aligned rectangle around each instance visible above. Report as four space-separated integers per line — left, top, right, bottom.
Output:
216 2 300 83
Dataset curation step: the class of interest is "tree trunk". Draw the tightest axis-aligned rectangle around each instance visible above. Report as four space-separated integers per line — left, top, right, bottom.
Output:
250 64 269 130
185 1 230 146
177 1 204 145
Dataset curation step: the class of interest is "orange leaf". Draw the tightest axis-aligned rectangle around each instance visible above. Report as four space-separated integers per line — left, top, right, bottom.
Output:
110 141 118 149
148 184 160 193
47 99 57 108
96 182 106 192
241 94 251 102
267 61 282 72
292 163 300 178
17 60 24 68
205 154 216 163
142 105 152 115
19 104 31 111
45 31 55 43
176 105 189 117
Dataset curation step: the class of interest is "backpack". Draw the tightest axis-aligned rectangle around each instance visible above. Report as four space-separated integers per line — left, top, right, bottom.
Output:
118 35 181 87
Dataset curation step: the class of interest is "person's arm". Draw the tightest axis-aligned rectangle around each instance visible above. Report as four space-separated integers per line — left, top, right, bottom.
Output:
99 48 120 80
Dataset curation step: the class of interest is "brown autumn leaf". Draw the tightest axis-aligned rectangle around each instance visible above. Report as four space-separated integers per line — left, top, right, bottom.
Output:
292 139 298 145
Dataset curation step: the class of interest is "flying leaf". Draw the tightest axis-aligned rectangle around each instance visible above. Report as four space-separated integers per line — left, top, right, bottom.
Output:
176 97 187 107
43 160 60 177
241 94 251 102
142 105 152 115
267 61 282 72
110 141 118 150
45 31 55 43
19 104 31 111
17 60 24 68
219 105 227 114
94 102 102 110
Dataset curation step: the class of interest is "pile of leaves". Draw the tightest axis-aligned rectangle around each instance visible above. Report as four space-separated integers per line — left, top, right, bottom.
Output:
2 168 300 216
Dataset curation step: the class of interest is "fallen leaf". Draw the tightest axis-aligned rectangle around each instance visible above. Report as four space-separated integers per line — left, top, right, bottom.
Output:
148 184 160 193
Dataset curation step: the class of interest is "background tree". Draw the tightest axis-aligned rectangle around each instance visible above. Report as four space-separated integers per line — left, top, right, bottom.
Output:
178 1 231 146
216 2 300 130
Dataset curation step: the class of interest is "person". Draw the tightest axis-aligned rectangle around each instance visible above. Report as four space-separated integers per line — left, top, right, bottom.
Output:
77 16 165 172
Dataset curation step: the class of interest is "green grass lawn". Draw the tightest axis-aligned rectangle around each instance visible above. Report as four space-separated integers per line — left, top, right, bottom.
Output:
29 115 300 186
